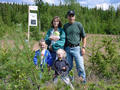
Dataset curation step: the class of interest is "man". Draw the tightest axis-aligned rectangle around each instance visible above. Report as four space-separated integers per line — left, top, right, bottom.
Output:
63 10 86 83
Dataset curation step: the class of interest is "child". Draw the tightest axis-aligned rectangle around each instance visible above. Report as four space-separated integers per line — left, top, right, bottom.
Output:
33 39 53 77
53 49 74 90
50 30 60 45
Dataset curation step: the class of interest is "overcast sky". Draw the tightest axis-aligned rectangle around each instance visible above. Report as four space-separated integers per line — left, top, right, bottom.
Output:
0 0 120 10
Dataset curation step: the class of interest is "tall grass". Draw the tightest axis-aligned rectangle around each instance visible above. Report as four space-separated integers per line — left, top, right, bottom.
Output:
0 29 120 89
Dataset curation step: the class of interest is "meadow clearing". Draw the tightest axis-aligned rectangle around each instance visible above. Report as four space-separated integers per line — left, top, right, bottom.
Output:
0 31 120 90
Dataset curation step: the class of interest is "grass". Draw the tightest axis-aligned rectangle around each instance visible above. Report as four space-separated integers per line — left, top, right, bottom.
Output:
0 28 120 90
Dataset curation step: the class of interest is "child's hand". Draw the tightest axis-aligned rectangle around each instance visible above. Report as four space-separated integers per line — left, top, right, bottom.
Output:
62 67 66 72
62 67 66 70
50 36 59 41
49 36 55 40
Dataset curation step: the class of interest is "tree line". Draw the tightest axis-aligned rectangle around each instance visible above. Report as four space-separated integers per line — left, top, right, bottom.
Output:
0 1 120 38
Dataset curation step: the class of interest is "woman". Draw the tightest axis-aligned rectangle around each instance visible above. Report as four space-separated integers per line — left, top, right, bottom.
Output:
45 16 65 66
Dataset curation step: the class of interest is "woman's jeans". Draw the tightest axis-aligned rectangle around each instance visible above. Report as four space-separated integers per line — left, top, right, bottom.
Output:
65 46 86 81
50 51 56 69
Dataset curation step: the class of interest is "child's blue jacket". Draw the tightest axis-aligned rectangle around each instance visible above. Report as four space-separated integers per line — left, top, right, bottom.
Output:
33 49 53 66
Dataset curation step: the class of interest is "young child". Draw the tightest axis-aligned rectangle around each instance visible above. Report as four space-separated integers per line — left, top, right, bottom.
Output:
33 39 53 77
53 49 74 90
50 30 60 45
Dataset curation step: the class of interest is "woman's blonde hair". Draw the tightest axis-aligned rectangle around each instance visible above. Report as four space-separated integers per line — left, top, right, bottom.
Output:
56 49 66 58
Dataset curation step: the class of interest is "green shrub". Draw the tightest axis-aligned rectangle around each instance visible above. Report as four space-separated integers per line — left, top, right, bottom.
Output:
88 37 120 79
0 32 53 90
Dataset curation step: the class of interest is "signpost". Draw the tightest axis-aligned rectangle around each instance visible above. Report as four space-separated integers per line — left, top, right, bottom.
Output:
29 6 38 11
28 6 38 42
29 13 37 26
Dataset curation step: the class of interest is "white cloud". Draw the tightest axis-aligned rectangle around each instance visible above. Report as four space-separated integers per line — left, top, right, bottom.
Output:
112 2 120 9
0 0 120 10
22 0 34 2
79 1 88 7
22 0 34 3
79 1 87 5
43 0 62 5
96 3 110 10
44 0 55 4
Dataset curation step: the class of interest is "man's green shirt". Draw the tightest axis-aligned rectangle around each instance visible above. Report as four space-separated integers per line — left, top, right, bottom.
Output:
63 21 86 45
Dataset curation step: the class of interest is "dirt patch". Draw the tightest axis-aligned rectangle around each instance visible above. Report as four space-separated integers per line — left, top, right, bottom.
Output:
0 34 119 52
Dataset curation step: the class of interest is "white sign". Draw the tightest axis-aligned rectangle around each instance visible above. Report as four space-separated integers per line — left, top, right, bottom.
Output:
29 6 38 11
29 13 37 26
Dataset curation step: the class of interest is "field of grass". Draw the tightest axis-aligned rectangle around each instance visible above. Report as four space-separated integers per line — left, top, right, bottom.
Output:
0 29 120 90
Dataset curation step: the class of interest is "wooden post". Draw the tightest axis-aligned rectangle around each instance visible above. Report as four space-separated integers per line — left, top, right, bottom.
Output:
28 6 30 42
